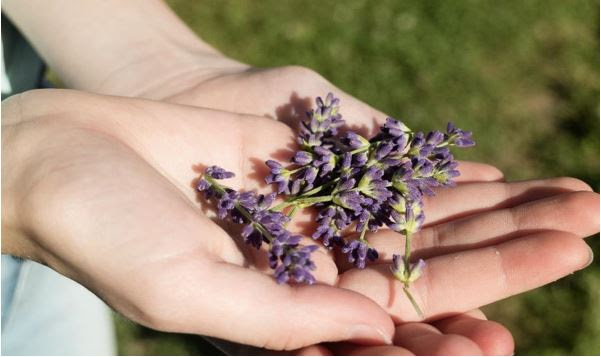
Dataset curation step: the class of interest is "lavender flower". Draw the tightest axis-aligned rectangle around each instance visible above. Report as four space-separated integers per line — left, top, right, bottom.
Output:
341 240 379 269
312 206 349 247
293 151 313 165
265 160 291 194
357 167 393 202
196 93 473 303
381 117 410 138
270 232 318 284
197 166 318 284
342 131 370 149
446 122 475 147
206 165 235 179
391 254 426 284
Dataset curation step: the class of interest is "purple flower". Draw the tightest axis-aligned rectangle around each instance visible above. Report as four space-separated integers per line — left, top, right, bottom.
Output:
342 131 370 149
426 130 445 146
313 206 349 247
199 93 474 288
381 117 410 138
342 240 379 269
196 178 211 192
312 146 336 177
265 160 291 194
432 158 460 186
446 122 475 147
333 190 365 213
352 152 369 167
357 167 392 202
293 151 313 165
374 141 394 160
217 190 237 219
196 165 235 196
298 93 345 148
206 165 235 179
391 254 426 283
270 232 318 284
388 199 425 235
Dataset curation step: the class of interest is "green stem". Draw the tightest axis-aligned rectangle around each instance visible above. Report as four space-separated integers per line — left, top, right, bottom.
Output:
204 175 227 194
299 178 340 197
285 205 300 225
204 175 277 242
404 232 412 268
271 195 333 212
358 218 370 242
402 286 424 319
271 201 294 212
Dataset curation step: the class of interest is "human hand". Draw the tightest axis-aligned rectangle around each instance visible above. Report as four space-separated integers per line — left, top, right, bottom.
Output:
298 309 513 356
3 90 597 354
1 89 393 350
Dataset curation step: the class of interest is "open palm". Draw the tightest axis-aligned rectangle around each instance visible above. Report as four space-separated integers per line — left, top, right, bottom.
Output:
2 88 597 355
158 65 598 354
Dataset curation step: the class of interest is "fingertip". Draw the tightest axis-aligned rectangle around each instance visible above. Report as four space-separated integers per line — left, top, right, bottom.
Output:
295 344 333 356
394 323 483 356
456 161 505 183
555 234 595 271
474 321 515 356
551 176 594 192
434 316 515 355
432 334 484 356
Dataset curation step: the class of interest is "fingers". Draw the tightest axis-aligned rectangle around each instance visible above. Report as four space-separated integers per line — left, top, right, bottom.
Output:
393 322 483 355
337 231 593 323
327 344 414 356
162 262 394 351
360 190 600 263
422 177 593 226
454 161 504 183
297 309 513 356
433 311 515 356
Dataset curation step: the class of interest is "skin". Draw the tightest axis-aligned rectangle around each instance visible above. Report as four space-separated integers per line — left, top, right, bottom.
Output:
3 0 599 354
2 90 597 354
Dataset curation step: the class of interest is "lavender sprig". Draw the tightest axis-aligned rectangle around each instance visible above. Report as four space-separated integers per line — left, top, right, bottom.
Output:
197 168 319 285
197 93 474 316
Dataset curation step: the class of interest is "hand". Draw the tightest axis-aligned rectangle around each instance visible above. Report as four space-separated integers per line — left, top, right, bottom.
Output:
1 89 392 350
3 90 597 353
298 309 513 356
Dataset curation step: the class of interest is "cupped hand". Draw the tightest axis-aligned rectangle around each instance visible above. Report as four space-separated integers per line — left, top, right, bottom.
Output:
1 89 393 350
155 64 598 355
2 89 597 354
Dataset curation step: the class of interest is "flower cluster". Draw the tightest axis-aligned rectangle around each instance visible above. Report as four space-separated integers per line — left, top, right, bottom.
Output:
264 93 473 276
197 93 474 309
197 166 318 284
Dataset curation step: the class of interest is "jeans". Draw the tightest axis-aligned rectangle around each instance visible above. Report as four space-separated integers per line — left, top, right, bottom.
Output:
1 255 116 355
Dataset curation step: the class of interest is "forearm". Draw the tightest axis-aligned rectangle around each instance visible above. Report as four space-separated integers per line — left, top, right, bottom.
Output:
2 0 244 98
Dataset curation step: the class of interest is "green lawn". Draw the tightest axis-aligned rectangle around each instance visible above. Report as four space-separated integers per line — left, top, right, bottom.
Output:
115 0 600 355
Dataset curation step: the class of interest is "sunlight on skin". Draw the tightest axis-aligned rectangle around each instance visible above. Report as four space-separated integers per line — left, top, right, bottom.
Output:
3 90 597 353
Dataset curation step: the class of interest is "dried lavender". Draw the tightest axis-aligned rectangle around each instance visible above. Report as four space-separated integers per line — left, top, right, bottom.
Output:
197 93 474 316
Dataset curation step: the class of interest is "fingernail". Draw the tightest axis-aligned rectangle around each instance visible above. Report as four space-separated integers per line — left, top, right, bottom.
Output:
348 324 392 345
583 244 594 269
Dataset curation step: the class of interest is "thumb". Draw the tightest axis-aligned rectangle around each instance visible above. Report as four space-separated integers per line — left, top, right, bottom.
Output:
158 260 394 351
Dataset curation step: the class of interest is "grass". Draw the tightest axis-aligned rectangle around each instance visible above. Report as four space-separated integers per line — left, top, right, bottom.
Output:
114 0 600 355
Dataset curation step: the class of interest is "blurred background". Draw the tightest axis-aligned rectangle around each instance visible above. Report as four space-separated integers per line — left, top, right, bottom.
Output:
109 0 599 355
